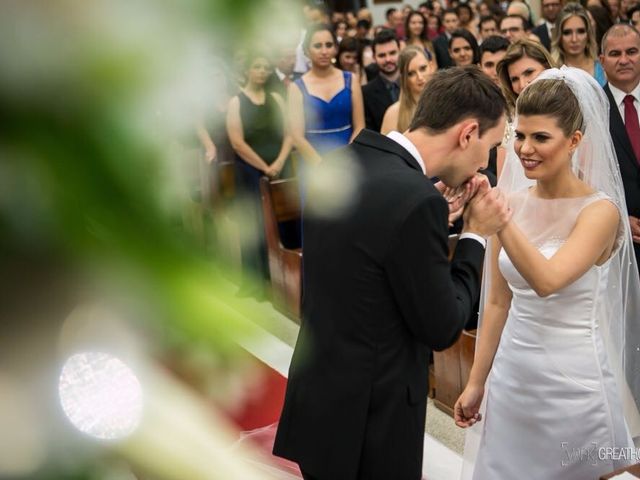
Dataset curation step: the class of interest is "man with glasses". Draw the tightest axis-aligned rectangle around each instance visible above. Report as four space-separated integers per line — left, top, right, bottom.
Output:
533 0 562 51
499 15 529 43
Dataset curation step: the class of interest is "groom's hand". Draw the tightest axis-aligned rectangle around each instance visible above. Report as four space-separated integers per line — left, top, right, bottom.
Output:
462 181 511 238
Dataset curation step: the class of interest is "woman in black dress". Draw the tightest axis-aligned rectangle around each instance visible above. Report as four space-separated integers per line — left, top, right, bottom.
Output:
226 52 292 299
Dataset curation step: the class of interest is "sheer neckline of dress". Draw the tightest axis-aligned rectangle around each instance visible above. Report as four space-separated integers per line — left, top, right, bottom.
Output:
525 186 599 201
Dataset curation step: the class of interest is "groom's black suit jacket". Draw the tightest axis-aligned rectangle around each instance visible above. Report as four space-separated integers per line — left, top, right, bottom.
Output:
604 84 640 273
273 130 485 479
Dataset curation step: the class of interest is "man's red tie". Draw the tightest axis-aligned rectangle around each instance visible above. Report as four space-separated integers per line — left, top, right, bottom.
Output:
624 95 640 164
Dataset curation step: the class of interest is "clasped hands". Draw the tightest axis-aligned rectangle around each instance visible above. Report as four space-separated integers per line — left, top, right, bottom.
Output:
435 174 512 238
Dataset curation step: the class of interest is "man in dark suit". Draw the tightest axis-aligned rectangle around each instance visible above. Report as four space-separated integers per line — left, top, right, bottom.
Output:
362 29 400 132
273 67 510 480
601 24 640 275
531 0 562 51
266 46 296 97
433 8 460 69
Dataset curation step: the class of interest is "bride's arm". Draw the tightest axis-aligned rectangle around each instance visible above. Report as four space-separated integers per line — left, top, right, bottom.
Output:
454 236 512 427
497 199 619 298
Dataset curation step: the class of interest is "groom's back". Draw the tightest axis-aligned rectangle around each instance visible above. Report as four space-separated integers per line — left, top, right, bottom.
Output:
274 135 440 478
302 138 437 344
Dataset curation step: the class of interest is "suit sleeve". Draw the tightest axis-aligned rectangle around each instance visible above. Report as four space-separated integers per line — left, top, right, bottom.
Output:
363 90 376 131
383 195 485 350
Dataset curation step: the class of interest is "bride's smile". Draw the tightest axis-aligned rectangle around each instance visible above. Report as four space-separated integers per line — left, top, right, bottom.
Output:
514 114 582 181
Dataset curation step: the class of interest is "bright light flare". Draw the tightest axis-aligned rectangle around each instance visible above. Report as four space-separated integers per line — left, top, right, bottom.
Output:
306 149 362 218
58 352 143 440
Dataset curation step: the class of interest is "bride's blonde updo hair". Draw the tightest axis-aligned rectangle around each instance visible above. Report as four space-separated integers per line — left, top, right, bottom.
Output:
515 79 585 137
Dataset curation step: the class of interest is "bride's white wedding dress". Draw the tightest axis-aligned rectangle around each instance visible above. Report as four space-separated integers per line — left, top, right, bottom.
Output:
470 189 634 480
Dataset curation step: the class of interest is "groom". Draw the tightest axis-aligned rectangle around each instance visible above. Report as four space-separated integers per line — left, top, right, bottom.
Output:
273 66 510 480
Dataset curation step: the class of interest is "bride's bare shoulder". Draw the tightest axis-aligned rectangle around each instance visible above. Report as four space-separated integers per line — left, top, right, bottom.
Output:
577 198 620 230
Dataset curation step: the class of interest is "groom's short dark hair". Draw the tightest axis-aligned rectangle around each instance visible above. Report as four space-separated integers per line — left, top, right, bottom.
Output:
409 66 507 136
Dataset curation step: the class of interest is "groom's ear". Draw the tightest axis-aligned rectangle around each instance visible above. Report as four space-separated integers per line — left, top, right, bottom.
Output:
458 120 480 149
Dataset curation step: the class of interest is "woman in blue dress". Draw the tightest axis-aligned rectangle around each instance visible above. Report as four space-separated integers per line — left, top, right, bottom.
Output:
288 23 364 167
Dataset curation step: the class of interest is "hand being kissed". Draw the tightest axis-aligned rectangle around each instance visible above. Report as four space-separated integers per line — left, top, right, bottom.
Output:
435 174 489 227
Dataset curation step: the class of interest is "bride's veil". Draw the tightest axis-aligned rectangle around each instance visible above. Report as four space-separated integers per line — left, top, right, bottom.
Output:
460 66 640 478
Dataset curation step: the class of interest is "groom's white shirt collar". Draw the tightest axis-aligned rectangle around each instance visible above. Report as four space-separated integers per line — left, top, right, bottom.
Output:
386 130 487 249
386 131 426 174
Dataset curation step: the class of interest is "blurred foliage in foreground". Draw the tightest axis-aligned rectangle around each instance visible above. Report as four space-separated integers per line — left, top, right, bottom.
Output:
1 0 301 349
0 1 301 479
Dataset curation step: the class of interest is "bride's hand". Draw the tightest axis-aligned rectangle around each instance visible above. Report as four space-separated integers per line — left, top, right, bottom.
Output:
434 179 477 226
454 384 484 428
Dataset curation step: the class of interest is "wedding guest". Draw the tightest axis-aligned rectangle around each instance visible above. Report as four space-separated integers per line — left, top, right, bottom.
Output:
601 24 640 275
609 0 622 21
381 46 436 134
628 4 640 26
265 45 296 97
478 1 492 19
456 3 478 38
331 10 345 24
427 14 443 40
346 10 358 29
588 4 614 53
289 24 364 166
499 14 530 43
336 37 368 86
357 7 373 26
449 29 481 66
403 11 437 64
418 0 434 18
532 0 563 51
433 9 460 68
334 20 348 43
552 2 606 85
226 52 292 298
362 29 400 132
497 39 555 113
480 35 510 85
479 15 499 42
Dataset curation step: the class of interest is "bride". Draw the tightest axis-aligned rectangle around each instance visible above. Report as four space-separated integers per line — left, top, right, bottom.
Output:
455 67 640 479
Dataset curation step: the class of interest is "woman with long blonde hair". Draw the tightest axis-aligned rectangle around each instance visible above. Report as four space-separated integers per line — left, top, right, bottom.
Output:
380 46 435 134
551 2 606 85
